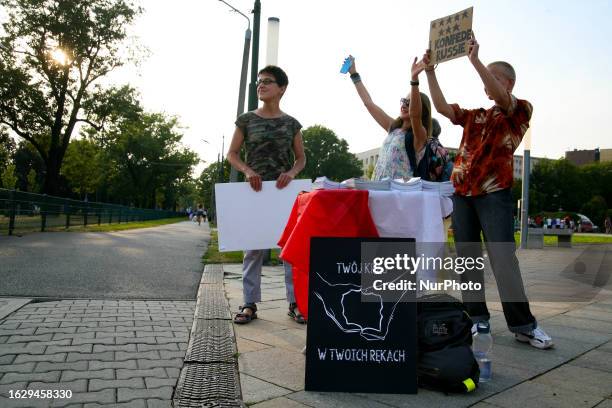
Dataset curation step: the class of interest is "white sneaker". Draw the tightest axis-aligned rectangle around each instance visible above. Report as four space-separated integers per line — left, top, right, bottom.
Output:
515 326 554 349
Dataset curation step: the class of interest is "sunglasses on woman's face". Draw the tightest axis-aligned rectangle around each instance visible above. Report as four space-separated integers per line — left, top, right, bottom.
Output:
400 98 410 107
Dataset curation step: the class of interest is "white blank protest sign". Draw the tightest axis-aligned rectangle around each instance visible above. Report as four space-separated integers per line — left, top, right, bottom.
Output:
215 180 312 252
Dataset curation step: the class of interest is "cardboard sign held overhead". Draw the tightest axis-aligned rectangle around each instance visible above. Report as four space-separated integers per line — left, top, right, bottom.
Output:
428 7 473 66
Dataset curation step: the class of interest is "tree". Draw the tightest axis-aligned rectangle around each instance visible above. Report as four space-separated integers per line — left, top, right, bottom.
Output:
580 161 612 210
301 125 363 182
97 112 198 209
13 140 46 193
175 179 199 212
0 127 16 188
197 160 230 217
61 138 102 198
1 163 17 189
530 159 582 212
581 195 608 229
26 168 38 192
0 0 143 195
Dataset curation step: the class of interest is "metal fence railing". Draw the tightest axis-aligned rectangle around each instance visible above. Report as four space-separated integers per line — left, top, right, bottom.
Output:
0 189 185 236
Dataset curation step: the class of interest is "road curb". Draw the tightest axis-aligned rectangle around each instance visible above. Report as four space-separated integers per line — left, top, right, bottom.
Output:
0 298 32 320
173 264 245 408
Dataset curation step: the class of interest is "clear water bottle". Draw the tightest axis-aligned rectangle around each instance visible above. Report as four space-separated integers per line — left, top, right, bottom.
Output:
472 321 492 383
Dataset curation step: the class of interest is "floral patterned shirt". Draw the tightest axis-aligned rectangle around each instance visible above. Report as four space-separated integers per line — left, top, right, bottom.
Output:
450 94 532 196
372 128 424 181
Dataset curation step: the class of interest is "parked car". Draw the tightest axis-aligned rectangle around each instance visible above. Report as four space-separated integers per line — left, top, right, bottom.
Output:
576 214 598 233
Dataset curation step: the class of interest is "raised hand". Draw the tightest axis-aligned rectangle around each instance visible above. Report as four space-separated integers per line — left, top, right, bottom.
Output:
423 50 434 72
411 56 428 81
468 32 479 64
348 55 357 75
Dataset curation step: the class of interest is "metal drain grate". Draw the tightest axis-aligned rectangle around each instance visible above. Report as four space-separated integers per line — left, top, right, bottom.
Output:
194 301 231 320
191 319 233 337
174 363 241 402
185 333 236 363
174 398 245 408
197 285 227 301
200 264 225 285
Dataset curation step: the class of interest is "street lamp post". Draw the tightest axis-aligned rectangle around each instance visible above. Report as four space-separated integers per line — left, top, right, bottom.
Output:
520 127 532 249
218 0 253 182
248 0 261 112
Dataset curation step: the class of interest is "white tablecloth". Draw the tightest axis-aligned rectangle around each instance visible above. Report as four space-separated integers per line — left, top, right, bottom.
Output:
368 190 452 285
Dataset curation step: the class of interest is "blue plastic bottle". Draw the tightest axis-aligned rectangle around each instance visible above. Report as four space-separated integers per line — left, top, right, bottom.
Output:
472 322 492 382
340 56 354 74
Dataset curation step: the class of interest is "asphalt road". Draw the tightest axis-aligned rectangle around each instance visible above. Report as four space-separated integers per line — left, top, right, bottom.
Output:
0 221 210 300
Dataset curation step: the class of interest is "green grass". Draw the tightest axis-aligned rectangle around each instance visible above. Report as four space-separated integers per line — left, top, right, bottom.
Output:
64 217 186 233
566 234 612 244
203 230 281 265
446 231 612 245
1 216 186 235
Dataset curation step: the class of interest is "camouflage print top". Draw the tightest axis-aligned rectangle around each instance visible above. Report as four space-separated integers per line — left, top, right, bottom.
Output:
235 111 302 181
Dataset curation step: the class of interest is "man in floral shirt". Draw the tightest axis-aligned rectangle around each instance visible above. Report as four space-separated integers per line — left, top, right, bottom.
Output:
422 35 553 349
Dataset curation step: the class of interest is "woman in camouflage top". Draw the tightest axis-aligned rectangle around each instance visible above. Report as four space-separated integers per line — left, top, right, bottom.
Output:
227 65 306 324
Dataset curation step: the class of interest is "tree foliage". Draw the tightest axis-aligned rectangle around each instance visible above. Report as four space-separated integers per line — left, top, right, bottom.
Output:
196 160 230 218
93 111 199 209
1 163 17 189
0 127 16 187
530 159 582 212
301 125 363 182
528 159 611 225
61 138 102 198
13 140 45 192
581 195 608 228
0 0 143 194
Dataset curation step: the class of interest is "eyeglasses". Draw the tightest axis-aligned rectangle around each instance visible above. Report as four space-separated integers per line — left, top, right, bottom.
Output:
400 98 410 107
256 78 277 87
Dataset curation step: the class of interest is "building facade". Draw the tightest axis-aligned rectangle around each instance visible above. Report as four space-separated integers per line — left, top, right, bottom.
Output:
565 148 612 166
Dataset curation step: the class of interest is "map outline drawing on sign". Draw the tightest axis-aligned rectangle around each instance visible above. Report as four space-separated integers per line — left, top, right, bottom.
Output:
313 272 411 341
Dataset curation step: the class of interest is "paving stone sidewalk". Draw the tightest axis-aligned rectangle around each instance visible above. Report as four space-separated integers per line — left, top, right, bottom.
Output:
0 299 195 407
224 246 612 408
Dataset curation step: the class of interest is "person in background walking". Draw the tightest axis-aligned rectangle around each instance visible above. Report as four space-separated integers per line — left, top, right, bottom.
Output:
195 204 205 226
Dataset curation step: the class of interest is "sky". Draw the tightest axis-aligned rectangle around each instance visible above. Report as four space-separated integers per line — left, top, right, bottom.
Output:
5 1 612 175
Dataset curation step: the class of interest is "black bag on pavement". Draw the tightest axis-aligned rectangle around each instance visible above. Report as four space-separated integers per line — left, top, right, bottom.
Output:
416 294 480 393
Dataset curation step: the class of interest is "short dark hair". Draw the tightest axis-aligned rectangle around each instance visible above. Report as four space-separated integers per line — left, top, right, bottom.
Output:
258 65 289 87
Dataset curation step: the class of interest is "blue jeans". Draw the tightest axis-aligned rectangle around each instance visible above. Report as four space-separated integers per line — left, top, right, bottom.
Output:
452 189 536 333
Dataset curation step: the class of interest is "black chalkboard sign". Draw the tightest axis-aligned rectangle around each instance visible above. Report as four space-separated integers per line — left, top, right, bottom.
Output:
305 237 418 394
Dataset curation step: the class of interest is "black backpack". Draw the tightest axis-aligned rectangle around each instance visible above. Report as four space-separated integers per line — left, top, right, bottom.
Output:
405 127 452 182
416 294 480 393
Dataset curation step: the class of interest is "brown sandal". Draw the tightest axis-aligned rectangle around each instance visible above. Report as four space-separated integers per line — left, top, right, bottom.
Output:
234 304 257 324
288 303 306 324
